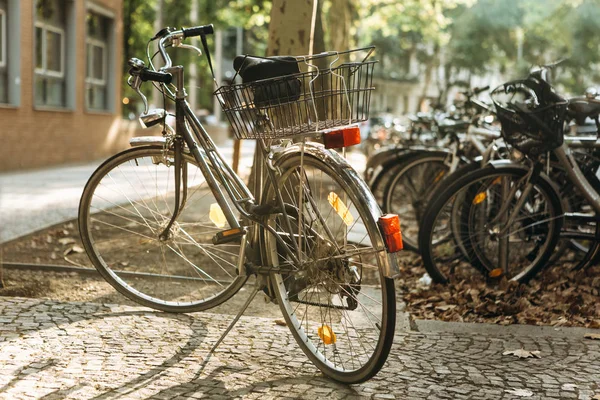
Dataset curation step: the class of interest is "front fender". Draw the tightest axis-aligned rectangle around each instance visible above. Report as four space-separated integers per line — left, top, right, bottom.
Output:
270 142 400 278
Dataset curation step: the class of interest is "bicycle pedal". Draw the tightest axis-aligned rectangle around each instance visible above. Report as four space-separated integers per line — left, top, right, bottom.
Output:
212 228 246 245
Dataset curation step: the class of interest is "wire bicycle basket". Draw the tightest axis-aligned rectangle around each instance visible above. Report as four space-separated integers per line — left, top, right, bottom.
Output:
491 78 568 157
214 47 376 140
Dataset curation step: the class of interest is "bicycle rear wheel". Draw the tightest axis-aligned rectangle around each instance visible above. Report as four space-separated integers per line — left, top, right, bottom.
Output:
78 146 247 312
382 151 453 252
263 149 396 383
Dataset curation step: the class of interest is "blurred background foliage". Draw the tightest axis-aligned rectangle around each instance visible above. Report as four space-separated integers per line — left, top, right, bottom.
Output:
122 0 600 114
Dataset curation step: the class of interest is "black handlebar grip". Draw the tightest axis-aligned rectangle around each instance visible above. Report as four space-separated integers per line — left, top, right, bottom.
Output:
474 85 490 94
182 24 215 38
139 69 173 85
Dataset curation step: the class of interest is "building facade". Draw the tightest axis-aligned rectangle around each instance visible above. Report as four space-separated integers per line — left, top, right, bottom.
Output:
0 0 123 171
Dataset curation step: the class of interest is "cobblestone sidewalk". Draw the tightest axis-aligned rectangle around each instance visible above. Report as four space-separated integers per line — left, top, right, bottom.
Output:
0 297 598 399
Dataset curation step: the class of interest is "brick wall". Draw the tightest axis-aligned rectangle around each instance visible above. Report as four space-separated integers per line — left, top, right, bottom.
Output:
0 0 125 172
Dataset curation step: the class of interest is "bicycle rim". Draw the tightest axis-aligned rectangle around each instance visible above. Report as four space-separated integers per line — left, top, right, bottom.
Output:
383 153 450 252
79 146 247 312
421 166 561 283
264 152 395 383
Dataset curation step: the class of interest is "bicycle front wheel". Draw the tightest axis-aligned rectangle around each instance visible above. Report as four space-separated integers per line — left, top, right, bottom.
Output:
263 148 396 383
78 146 247 313
419 164 562 283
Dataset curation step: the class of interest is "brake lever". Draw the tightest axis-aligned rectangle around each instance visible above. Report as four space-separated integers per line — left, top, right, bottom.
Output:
171 37 203 56
128 75 149 114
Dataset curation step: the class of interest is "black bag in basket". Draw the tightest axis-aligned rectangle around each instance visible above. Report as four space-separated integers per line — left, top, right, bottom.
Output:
233 55 302 107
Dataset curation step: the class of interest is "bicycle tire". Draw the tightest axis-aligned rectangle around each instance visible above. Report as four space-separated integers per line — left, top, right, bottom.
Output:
419 163 562 283
263 148 396 383
78 146 247 313
382 151 454 252
367 149 419 207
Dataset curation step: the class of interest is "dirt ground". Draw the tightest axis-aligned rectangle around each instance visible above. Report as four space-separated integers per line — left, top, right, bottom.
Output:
1 219 599 328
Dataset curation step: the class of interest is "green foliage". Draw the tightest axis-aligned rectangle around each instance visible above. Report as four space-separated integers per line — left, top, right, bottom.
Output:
121 0 600 115
121 0 271 116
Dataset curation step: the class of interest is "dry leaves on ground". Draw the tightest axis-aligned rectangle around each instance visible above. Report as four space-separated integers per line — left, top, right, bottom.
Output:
396 254 600 328
503 349 541 359
584 333 600 340
63 245 85 257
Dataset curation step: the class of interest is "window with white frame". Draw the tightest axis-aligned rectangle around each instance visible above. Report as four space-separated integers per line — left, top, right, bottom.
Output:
34 0 68 107
86 10 112 111
0 1 7 103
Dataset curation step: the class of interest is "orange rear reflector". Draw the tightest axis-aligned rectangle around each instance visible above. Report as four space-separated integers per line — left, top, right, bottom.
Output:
378 214 403 253
323 126 361 149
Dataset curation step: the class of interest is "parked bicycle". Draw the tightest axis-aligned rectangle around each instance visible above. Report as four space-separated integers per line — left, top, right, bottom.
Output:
418 65 600 283
78 25 403 383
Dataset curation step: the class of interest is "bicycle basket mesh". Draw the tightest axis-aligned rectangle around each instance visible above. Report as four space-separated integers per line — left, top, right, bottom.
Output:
491 79 567 157
214 61 375 140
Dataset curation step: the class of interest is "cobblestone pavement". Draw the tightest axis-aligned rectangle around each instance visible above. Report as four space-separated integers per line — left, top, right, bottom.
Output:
0 297 598 400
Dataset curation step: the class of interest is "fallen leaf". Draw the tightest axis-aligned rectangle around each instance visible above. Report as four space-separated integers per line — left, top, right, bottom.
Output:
505 388 533 397
502 349 541 359
63 245 85 256
58 237 76 245
274 319 286 326
592 394 600 400
435 304 457 312
584 333 600 340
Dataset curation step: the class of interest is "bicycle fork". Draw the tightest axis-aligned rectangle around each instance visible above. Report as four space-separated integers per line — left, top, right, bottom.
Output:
158 137 188 241
490 163 542 274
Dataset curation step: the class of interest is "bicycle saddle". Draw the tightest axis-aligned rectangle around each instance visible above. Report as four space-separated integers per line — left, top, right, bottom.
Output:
568 98 600 125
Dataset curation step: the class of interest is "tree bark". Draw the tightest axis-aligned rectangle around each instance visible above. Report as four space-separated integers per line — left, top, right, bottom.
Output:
328 0 353 52
248 1 321 199
267 0 315 56
151 0 165 108
417 45 439 113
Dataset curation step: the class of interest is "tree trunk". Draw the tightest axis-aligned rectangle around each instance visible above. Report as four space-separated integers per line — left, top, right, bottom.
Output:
416 46 439 113
0 247 4 289
328 0 353 52
151 0 165 108
267 0 316 56
248 0 320 199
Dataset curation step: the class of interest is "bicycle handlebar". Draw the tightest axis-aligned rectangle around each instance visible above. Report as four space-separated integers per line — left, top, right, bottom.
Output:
139 68 173 84
182 24 214 38
473 85 490 95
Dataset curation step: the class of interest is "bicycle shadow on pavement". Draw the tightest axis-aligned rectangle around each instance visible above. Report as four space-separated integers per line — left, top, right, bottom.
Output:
0 298 207 399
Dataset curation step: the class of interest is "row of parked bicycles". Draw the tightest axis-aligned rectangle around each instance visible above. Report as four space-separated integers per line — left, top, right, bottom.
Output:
366 63 600 285
77 22 600 382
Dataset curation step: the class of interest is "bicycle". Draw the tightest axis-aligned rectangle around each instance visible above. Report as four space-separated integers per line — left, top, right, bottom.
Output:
418 65 600 283
78 25 402 383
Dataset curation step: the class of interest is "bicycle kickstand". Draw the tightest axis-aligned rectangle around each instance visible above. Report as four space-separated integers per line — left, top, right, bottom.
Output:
205 279 263 358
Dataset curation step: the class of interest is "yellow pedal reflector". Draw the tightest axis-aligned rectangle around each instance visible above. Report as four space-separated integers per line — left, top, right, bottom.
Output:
433 170 446 183
473 192 487 205
328 192 354 226
221 228 242 237
489 268 504 278
209 203 227 228
318 325 337 345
